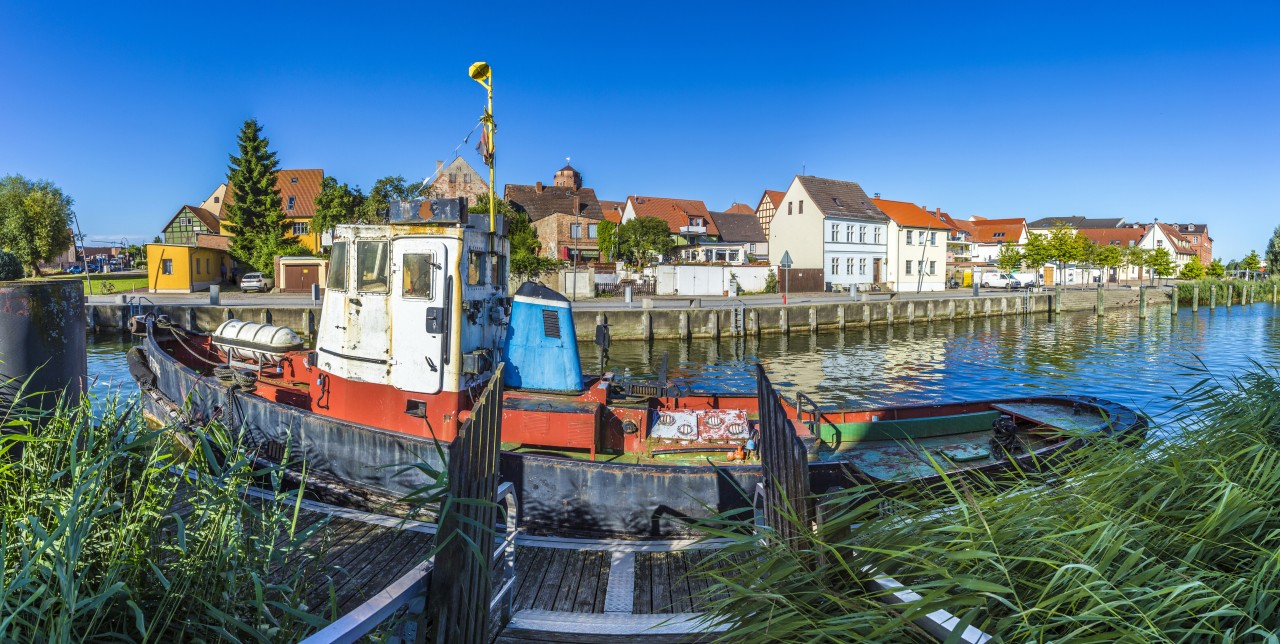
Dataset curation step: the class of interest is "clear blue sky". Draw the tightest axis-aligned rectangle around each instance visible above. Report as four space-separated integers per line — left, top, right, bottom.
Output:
2 1 1276 260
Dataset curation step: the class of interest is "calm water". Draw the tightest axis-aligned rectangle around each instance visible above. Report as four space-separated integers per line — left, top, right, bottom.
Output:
88 303 1280 423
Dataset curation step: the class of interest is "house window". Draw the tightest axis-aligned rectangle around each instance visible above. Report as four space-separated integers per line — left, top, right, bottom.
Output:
1157 240 1163 247
874 227 881 244
831 257 839 274
290 176 298 184
588 224 598 238
179 217 189 226
859 258 867 275
993 232 1005 239
1193 236 1199 243
929 260 936 275
748 243 756 253
846 225 854 242
905 260 913 275
356 240 390 293
570 224 582 239
788 202 793 216
859 225 867 243
213 196 220 203
287 196 296 210
162 259 173 275
906 231 913 245
830 223 839 242
846 257 854 274
729 250 739 262
918 260 925 274
799 200 804 214
929 232 937 246
292 221 310 236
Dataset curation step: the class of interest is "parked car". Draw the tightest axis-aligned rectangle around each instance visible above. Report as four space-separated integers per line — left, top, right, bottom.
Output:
981 273 1022 289
66 265 84 274
240 272 266 292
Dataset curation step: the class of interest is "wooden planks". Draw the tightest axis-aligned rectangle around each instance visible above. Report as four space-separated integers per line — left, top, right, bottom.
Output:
513 546 611 614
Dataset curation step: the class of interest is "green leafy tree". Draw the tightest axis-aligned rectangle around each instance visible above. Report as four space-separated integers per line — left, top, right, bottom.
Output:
1241 250 1262 278
1044 224 1086 280
617 216 674 266
1148 247 1175 284
360 175 431 221
1178 257 1204 279
1125 245 1149 283
224 119 287 276
596 220 618 262
0 175 75 276
1225 258 1241 272
312 176 366 236
1266 225 1280 276
469 195 559 280
1094 244 1122 284
995 244 1024 274
0 249 22 280
1021 232 1052 272
152 235 162 244
1207 258 1226 278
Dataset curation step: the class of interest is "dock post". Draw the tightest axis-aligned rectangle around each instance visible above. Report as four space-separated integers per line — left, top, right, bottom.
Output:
1139 286 1147 319
1227 284 1233 308
927 300 935 321
642 312 652 341
1096 284 1105 317
1273 284 1277 304
1192 285 1199 313
1170 286 1178 315
748 309 759 336
307 309 316 338
779 309 789 335
982 298 991 317
886 303 894 325
837 305 846 330
1055 285 1062 315
863 303 871 327
1000 298 1008 316
906 301 915 324
709 311 720 340
0 280 86 413
809 307 817 333
678 312 689 340
948 299 956 320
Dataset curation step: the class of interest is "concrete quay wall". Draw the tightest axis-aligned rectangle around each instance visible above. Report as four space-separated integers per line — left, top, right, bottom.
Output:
87 287 1173 342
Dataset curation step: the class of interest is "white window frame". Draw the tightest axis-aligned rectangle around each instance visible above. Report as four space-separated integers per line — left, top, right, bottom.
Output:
830 256 839 274
830 223 839 242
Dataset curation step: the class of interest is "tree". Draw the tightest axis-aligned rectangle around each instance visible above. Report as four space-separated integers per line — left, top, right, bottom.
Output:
1267 225 1280 277
312 176 366 236
0 249 22 281
995 244 1024 274
1124 246 1149 283
0 175 75 276
152 235 162 244
596 220 618 262
1178 256 1205 280
224 119 288 276
1241 250 1262 279
1022 233 1052 276
1094 244 1122 284
1148 247 1175 284
617 216 674 266
361 175 431 221
1044 224 1086 281
1207 258 1226 278
468 195 559 280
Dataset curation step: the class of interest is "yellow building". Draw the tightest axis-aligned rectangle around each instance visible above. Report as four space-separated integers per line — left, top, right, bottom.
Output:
145 235 235 293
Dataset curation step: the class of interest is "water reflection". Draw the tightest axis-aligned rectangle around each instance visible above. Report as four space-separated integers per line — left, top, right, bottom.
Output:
596 304 1280 420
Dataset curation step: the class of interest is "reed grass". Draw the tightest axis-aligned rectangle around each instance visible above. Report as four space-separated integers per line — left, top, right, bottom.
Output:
0 387 334 642
698 362 1280 642
1175 277 1280 305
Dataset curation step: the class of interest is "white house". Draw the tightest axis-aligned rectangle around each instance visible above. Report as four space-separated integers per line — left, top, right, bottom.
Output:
871 198 949 292
768 176 889 291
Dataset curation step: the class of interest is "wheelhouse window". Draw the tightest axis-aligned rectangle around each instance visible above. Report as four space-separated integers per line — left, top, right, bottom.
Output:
467 250 487 286
402 253 435 299
328 241 348 290
355 240 389 293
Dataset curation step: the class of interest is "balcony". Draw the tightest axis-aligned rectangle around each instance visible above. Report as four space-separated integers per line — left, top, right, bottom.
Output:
679 225 707 235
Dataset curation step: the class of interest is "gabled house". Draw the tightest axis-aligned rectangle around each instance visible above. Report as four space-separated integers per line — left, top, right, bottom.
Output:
427 157 490 202
678 211 767 265
754 189 786 241
161 205 221 245
148 204 234 293
1166 223 1212 265
620 196 717 249
505 165 605 261
768 176 889 291
966 218 1029 264
871 198 950 292
1078 226 1147 282
1146 222 1198 269
220 168 326 252
725 203 755 215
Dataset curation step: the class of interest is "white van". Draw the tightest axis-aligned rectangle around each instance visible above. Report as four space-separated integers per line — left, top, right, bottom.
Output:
980 273 1022 289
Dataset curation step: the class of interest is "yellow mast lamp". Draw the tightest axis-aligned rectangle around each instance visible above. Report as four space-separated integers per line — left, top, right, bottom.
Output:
469 62 496 233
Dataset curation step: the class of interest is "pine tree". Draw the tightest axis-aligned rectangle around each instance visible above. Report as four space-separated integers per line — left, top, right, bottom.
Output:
1268 225 1280 277
224 119 287 275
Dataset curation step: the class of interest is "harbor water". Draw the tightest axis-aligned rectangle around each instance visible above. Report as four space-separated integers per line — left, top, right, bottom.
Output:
89 304 1280 423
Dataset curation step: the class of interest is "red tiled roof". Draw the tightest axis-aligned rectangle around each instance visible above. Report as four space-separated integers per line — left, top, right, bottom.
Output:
627 196 717 235
224 169 324 219
598 199 624 223
967 218 1026 243
1078 227 1145 247
765 190 786 208
725 202 754 214
870 198 949 229
195 234 231 251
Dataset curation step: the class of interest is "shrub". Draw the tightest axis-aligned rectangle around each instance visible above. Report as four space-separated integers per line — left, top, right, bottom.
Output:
0 249 22 280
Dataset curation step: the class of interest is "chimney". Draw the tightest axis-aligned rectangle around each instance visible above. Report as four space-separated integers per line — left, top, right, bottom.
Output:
874 192 881 198
435 160 444 172
536 182 543 193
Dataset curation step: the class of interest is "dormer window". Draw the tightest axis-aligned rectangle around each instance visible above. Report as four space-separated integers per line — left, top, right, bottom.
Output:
993 232 1006 239
213 196 220 203
290 177 298 184
287 196 296 210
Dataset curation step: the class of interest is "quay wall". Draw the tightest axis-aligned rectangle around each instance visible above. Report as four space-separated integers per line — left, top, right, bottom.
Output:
86 287 1174 342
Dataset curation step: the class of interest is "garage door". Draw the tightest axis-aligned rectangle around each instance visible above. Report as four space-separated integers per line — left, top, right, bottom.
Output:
284 264 321 293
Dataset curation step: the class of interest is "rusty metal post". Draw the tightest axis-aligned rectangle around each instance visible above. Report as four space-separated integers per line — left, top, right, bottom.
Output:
0 280 87 413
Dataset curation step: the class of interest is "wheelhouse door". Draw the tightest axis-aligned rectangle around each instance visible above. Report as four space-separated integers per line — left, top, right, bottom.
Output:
391 238 449 394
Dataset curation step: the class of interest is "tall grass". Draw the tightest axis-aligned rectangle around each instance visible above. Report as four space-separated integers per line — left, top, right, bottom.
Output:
698 363 1280 642
1175 277 1280 305
0 388 333 642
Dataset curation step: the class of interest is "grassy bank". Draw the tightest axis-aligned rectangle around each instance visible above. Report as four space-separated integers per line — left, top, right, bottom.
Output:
0 390 333 642
699 363 1280 641
1174 277 1280 305
25 272 150 295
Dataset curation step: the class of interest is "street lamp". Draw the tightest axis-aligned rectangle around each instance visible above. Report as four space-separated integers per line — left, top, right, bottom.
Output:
468 62 496 234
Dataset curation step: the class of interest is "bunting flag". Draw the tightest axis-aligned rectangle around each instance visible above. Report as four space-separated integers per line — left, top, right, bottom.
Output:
476 113 495 167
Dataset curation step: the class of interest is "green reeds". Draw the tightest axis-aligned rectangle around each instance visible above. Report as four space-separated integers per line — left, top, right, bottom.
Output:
0 388 333 642
698 363 1280 642
1175 277 1280 305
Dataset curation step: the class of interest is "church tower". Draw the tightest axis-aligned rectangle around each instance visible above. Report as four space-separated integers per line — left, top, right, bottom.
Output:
553 163 582 190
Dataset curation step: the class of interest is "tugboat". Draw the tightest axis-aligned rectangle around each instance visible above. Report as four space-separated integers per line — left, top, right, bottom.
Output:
129 197 1146 537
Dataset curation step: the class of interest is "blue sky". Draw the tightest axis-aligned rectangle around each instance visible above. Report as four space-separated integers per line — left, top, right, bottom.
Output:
1 1 1276 260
